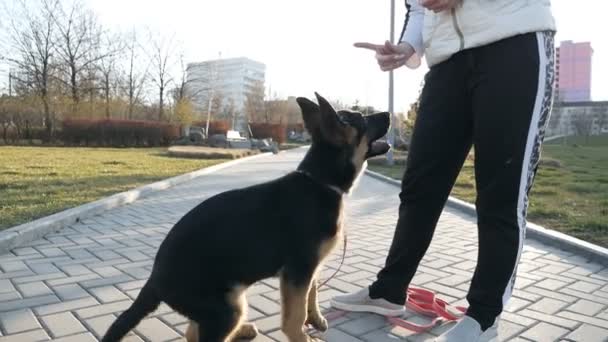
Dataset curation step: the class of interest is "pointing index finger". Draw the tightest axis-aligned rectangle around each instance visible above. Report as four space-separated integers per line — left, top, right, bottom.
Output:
354 42 382 51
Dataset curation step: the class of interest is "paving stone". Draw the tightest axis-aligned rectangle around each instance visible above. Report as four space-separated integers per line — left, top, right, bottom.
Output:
134 317 180 341
75 299 132 319
0 295 60 312
535 278 570 291
337 314 387 336
0 309 41 334
248 295 281 315
564 323 608 342
0 329 48 341
79 274 133 289
521 322 569 341
557 311 608 329
568 280 604 294
495 320 527 341
41 312 87 337
0 280 15 294
84 314 116 338
89 286 129 303
518 309 579 329
527 298 569 315
253 314 281 333
51 284 90 301
567 299 606 316
35 296 99 316
11 273 65 285
14 281 53 298
50 332 97 342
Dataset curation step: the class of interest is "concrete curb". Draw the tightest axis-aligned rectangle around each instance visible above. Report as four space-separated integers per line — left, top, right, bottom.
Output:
365 169 608 264
0 152 273 255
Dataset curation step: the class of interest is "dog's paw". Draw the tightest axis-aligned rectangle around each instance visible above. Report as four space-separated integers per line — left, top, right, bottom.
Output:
234 323 258 340
306 312 328 332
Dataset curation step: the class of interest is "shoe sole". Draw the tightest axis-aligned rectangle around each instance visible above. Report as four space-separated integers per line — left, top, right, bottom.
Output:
330 299 406 317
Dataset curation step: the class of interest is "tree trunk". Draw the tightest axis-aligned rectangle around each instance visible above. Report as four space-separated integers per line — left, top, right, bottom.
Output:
105 75 111 119
159 86 164 121
43 95 52 142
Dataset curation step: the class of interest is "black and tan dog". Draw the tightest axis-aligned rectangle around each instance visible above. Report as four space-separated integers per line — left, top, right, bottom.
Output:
101 93 391 342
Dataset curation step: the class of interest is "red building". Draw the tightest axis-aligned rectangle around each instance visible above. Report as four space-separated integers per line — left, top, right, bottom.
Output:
556 41 593 102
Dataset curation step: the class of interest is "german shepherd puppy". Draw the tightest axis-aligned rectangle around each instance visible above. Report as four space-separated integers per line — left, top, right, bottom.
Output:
101 93 391 342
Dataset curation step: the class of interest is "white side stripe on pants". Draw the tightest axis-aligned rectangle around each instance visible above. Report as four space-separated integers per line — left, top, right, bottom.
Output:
502 31 556 306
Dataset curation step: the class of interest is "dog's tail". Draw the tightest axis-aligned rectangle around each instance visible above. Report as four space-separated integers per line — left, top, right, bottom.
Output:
101 282 160 342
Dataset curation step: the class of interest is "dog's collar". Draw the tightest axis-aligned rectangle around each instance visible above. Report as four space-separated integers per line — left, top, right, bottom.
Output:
295 170 345 196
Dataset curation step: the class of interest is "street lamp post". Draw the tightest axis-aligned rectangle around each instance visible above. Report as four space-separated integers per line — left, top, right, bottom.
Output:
386 0 396 165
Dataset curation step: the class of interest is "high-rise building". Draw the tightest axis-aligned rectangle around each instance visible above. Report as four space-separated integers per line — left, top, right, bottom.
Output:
186 57 266 132
556 41 593 102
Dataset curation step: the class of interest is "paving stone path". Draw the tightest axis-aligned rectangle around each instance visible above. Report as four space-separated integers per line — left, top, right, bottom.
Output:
0 148 607 342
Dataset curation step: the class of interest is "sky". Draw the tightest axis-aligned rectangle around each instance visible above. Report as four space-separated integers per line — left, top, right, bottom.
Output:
1 0 607 114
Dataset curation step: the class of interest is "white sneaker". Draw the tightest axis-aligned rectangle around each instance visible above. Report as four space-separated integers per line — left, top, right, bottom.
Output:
330 287 406 316
435 316 499 342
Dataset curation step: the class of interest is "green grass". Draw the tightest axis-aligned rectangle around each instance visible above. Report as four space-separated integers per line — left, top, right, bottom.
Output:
0 147 229 230
369 137 608 247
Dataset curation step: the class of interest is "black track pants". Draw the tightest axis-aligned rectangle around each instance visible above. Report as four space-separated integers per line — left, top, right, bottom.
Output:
369 31 555 330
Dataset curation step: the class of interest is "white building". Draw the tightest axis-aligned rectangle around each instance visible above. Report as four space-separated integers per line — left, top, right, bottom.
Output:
186 57 265 133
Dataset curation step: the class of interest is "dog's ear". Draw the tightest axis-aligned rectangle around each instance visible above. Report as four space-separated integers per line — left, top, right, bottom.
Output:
296 97 321 136
314 92 348 145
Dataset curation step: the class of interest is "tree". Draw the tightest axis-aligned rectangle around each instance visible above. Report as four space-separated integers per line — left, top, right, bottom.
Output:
244 80 265 123
285 97 302 125
122 30 148 119
51 0 108 115
148 31 177 121
222 97 238 128
592 106 608 134
210 91 224 119
174 98 194 126
6 0 59 140
572 109 594 144
265 97 288 124
0 96 12 142
97 33 122 119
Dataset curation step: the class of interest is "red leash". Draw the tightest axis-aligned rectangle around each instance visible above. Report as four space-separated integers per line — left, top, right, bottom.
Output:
314 235 467 334
317 287 466 334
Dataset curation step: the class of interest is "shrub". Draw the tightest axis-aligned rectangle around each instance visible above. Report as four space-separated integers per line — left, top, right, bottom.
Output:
61 119 180 147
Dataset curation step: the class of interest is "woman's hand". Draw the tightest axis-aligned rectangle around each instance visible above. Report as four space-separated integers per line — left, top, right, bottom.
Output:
419 0 461 13
354 41 415 72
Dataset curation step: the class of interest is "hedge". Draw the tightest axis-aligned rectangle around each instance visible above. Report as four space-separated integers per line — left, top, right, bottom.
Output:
61 119 180 147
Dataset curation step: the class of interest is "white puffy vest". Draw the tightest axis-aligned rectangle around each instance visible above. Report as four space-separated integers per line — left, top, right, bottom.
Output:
421 0 556 67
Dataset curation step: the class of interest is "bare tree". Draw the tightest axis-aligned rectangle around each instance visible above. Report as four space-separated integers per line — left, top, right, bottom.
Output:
5 0 59 139
265 97 288 124
50 0 108 115
222 97 237 129
0 96 12 142
572 110 594 144
148 31 177 121
122 30 148 119
592 106 608 134
97 33 122 119
244 80 265 123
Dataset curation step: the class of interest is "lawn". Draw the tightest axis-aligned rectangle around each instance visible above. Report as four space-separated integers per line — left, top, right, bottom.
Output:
0 147 230 230
369 135 608 247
